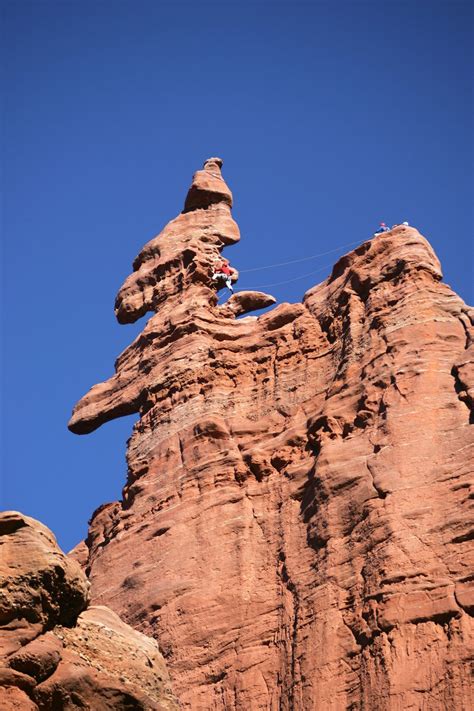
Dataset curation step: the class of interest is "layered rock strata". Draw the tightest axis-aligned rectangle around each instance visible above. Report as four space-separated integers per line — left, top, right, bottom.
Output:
0 512 178 710
69 158 474 710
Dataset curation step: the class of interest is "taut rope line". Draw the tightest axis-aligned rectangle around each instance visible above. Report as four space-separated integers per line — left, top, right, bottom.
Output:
238 261 335 290
238 238 363 273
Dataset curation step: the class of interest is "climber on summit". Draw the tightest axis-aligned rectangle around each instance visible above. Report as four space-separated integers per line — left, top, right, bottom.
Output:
374 222 390 235
212 258 237 293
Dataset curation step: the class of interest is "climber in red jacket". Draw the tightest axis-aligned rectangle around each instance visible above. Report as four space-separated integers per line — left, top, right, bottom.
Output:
212 258 236 292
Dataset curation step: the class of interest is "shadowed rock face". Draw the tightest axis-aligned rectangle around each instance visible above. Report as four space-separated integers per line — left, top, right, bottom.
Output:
0 512 178 710
69 158 473 710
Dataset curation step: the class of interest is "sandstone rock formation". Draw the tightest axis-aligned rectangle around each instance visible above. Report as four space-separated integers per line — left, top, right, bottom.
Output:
0 512 178 710
69 158 473 710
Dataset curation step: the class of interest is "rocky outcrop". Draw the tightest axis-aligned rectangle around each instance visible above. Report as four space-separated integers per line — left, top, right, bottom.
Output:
0 512 178 710
112 156 239 328
69 158 473 710
220 291 277 318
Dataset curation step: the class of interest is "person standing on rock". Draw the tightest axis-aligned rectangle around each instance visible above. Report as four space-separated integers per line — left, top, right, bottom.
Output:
212 258 237 293
374 222 390 235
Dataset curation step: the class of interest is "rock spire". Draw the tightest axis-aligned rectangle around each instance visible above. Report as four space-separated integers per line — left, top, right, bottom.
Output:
68 158 473 710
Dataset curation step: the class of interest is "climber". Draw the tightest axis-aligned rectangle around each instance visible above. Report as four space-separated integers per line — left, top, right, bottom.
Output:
212 258 236 293
374 222 389 235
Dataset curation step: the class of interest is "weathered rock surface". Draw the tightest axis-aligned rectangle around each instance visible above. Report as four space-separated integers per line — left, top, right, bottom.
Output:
0 512 178 710
69 158 473 709
220 290 277 317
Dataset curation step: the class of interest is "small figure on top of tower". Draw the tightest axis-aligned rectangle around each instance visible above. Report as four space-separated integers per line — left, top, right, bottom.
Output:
374 222 390 235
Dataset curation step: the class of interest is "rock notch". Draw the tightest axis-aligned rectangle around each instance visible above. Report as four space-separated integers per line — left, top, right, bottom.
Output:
69 159 473 710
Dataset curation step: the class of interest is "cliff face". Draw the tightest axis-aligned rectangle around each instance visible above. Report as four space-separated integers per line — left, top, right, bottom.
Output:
0 512 178 710
69 158 474 710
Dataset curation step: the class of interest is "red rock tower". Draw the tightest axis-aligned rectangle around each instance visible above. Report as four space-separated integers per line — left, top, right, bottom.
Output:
70 158 473 710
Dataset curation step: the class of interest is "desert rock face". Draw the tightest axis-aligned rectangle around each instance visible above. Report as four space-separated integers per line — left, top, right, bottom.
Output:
69 158 473 710
0 512 178 710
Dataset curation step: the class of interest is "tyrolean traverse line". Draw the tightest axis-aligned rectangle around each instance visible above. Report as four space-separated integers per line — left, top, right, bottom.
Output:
238 238 363 273
237 261 335 290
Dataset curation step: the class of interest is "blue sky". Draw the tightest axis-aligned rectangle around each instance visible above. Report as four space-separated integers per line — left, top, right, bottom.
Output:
2 0 472 552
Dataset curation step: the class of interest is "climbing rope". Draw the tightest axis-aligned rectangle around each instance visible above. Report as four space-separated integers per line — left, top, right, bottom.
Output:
238 238 363 273
237 262 335 290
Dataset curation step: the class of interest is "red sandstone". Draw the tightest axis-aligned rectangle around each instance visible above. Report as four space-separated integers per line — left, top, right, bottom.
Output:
67 158 474 710
0 512 178 710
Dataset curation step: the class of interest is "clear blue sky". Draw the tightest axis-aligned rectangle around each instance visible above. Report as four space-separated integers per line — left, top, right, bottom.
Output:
2 1 472 552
